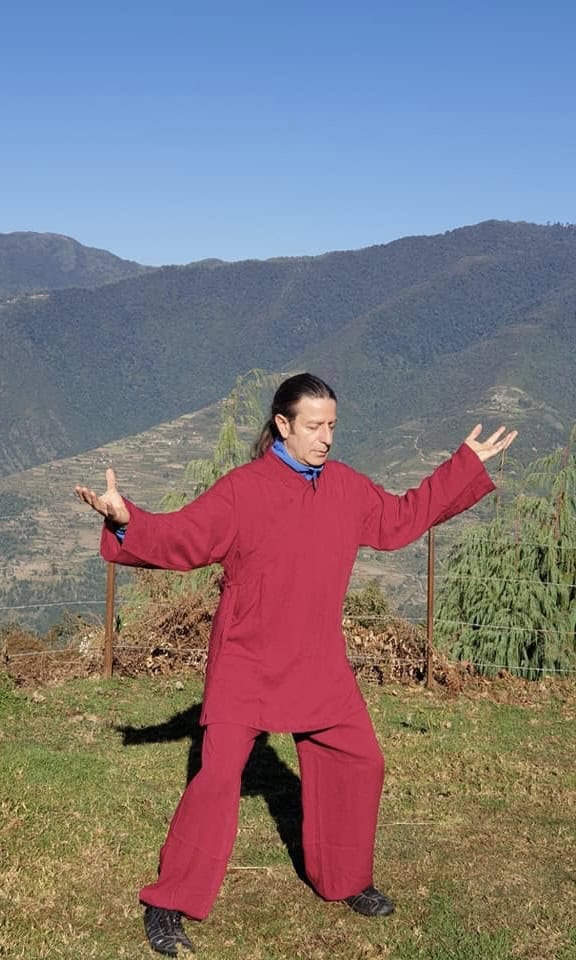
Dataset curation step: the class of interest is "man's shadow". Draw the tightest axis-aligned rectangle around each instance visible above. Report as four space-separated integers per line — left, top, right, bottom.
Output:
116 703 307 882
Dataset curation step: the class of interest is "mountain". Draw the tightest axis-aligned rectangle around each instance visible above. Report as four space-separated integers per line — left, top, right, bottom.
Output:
0 232 153 298
0 220 575 479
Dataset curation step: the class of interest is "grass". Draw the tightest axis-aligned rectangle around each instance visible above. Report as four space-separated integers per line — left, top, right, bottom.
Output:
1 674 575 960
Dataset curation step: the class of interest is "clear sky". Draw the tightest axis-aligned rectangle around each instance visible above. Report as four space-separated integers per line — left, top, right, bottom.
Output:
2 0 575 265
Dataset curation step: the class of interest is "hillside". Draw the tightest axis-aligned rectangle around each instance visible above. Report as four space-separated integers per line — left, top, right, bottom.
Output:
0 404 224 634
1 219 575 479
0 231 153 298
0 395 517 635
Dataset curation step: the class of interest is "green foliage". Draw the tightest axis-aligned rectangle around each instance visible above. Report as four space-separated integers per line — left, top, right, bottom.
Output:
0 671 19 709
436 431 576 677
343 579 389 627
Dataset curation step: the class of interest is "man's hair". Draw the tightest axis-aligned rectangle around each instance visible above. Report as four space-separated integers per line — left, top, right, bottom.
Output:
251 373 337 459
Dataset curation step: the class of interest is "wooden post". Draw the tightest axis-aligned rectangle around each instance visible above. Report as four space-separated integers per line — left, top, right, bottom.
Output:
103 562 116 679
426 528 435 688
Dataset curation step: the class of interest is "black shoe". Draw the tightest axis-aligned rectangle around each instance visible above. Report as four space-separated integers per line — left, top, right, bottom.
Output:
143 905 195 956
344 885 395 917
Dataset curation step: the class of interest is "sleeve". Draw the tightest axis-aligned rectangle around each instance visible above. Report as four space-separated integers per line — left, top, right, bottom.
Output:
99 473 237 571
360 443 496 551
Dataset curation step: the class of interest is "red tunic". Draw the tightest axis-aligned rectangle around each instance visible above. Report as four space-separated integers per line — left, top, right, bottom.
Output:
101 444 494 732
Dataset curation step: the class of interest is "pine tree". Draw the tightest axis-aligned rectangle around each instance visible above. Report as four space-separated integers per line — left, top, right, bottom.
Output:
436 429 576 678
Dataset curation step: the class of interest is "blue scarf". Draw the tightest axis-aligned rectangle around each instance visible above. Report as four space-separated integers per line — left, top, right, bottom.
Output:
271 439 324 483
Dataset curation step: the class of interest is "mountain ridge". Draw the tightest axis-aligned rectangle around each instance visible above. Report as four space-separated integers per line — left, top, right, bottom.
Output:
1 219 574 479
0 231 155 298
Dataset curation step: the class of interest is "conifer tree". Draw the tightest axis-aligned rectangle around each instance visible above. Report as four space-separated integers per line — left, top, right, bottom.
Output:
436 429 576 678
161 368 272 511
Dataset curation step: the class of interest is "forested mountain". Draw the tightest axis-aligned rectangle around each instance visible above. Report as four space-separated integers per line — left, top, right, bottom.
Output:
1 219 575 478
0 232 153 298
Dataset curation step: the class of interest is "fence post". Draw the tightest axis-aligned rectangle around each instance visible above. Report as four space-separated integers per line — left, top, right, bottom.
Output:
426 528 435 688
103 562 116 679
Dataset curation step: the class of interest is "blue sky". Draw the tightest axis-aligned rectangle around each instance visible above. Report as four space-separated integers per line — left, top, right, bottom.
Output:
2 0 575 265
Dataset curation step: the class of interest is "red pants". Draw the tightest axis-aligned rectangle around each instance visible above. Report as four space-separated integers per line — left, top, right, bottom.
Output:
139 707 384 919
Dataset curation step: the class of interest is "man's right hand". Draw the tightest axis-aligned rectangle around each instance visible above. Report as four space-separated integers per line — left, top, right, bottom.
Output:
75 468 130 527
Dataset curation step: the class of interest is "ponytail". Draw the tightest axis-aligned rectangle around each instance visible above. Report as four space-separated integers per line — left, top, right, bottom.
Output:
251 419 278 459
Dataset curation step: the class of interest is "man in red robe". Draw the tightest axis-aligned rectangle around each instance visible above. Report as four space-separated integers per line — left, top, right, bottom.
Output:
76 373 516 957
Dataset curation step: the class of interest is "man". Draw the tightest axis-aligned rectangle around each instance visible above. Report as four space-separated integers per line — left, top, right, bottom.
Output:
76 372 517 957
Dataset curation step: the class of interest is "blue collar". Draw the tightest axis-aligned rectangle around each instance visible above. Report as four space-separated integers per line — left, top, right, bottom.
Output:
271 439 324 483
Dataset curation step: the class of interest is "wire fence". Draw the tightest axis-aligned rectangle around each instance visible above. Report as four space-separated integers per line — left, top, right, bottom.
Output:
1 508 575 682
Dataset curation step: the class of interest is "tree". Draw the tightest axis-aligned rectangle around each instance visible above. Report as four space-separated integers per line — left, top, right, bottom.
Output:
161 368 273 510
119 370 278 617
436 429 576 678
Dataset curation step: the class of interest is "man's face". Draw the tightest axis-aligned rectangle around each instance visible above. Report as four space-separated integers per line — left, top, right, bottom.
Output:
275 396 337 467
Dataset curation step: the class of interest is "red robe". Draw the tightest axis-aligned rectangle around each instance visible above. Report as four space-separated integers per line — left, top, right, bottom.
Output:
101 444 494 731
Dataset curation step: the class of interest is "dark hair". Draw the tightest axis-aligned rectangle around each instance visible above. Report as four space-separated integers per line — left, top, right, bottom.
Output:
252 373 337 459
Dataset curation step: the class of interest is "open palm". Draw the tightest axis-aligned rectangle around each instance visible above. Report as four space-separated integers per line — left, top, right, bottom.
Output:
464 424 518 463
74 468 130 526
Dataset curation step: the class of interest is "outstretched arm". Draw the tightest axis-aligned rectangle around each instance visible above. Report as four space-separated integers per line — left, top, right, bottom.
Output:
75 468 130 527
75 469 236 571
360 425 518 551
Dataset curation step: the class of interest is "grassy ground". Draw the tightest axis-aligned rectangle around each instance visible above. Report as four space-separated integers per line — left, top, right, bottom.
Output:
1 674 575 960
